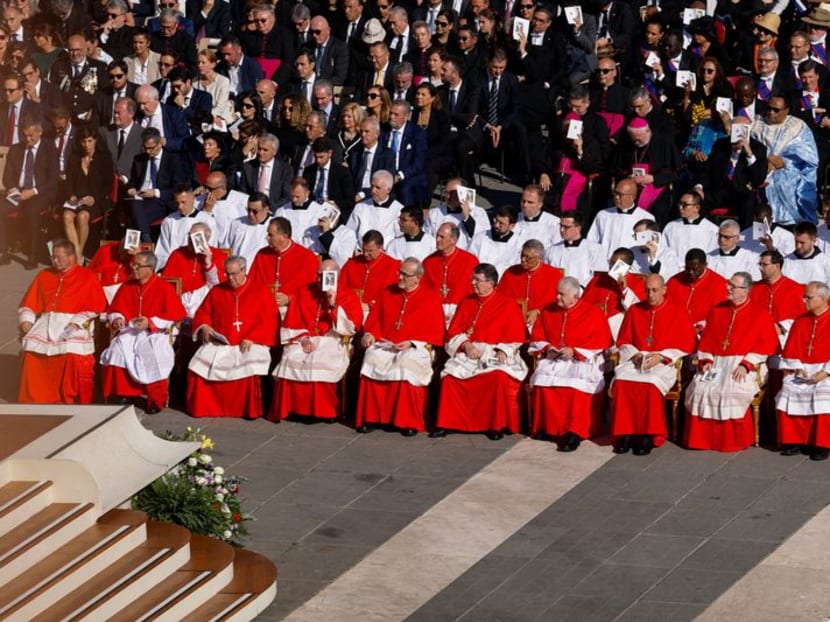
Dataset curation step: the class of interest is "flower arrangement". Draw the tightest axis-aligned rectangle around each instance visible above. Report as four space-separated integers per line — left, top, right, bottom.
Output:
132 427 250 545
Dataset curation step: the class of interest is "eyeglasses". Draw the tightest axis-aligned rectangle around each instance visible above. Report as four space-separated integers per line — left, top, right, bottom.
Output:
702 68 716 74
108 73 124 79
398 270 417 277
310 29 322 35
254 18 269 23
367 93 380 99
377 4 389 8
241 102 255 109
159 61 174 67
436 21 449 27
247 208 263 213
133 263 152 270
758 58 775 63
107 12 122 18
598 68 615 74
758 262 774 267
678 201 697 208
767 105 787 112
519 4 534 8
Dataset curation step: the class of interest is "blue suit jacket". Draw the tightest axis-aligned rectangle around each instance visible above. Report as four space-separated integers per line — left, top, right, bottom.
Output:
137 104 191 154
217 55 265 98
381 122 428 205
166 89 213 129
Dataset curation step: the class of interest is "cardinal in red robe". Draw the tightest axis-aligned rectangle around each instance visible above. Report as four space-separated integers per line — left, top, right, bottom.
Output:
100 251 187 413
611 274 696 454
88 240 139 303
498 240 563 327
529 276 612 451
340 230 401 314
270 259 364 421
18 240 107 403
684 272 778 451
433 263 528 439
422 223 479 326
582 249 646 338
776 281 830 460
666 250 729 331
356 257 445 435
187 255 278 418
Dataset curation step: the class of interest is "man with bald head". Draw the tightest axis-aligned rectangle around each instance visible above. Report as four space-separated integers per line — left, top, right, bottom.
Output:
610 274 696 455
422 222 479 327
270 259 363 422
310 15 349 86
198 171 249 247
50 33 108 123
587 178 654 261
707 219 761 281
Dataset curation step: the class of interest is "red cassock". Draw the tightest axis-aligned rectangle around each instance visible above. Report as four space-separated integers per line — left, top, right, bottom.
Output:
187 279 278 417
248 242 318 302
498 263 563 315
18 265 107 403
357 283 445 430
666 268 729 325
161 246 229 294
89 242 134 288
611 299 696 443
582 272 646 318
340 252 401 308
777 309 830 448
102 275 187 409
530 299 612 439
436 290 528 433
422 247 478 305
269 284 364 421
685 300 778 451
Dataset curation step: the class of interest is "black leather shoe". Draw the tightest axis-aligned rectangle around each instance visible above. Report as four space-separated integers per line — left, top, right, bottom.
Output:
486 430 504 441
613 436 631 454
559 432 581 452
633 436 653 456
428 428 447 438
145 405 161 415
531 432 548 441
810 447 830 461
780 444 802 456
401 428 417 437
323 418 338 424
356 424 372 433
0 253 10 266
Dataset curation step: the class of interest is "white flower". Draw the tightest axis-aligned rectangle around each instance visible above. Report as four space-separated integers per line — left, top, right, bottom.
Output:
214 475 223 484
223 530 232 539
215 493 225 502
187 457 198 467
194 476 207 486
199 454 212 464
214 467 225 475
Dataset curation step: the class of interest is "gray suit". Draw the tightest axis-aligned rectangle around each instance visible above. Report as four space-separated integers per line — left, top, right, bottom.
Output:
101 123 143 178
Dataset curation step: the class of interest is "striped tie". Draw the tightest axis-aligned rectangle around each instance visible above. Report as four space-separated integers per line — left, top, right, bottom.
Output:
488 79 498 126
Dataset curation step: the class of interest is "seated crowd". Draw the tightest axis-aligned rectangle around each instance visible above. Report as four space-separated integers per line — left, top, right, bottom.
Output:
11 0 830 460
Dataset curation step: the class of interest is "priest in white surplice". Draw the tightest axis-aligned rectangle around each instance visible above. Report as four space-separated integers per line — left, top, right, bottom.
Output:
782 222 830 285
468 205 522 277
707 219 761 281
424 177 491 251
515 184 560 248
226 192 272 268
586 178 654 261
345 170 403 251
274 176 328 244
153 185 219 270
544 211 606 287
661 191 718 259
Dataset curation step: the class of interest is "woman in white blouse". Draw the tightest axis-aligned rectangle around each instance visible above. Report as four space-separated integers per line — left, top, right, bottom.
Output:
194 49 234 124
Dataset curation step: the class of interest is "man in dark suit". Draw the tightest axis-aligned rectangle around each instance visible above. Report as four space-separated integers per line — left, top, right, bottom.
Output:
99 1 137 61
239 133 294 206
336 0 370 87
217 35 265 99
456 25 486 83
0 74 41 147
134 84 191 154
350 117 396 201
701 117 768 230
241 5 295 86
310 16 350 86
312 80 342 137
0 118 59 268
126 127 190 242
382 101 428 205
282 49 318 106
386 6 417 64
390 62 417 104
359 42 395 100
101 97 144 188
439 57 481 183
150 8 198 70
188 0 232 40
292 111 345 176
592 0 636 65
303 136 356 217
654 29 701 115
49 34 109 125
95 60 139 129
20 59 62 122
166 66 214 133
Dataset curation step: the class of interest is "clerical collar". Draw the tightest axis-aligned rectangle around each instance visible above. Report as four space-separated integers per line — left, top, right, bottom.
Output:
648 298 668 311
523 212 542 222
794 247 821 260
719 247 740 256
616 206 635 215
293 199 313 210
404 231 425 242
683 215 704 225
491 230 514 243
563 238 582 247
373 196 394 208
276 240 293 255
183 209 198 218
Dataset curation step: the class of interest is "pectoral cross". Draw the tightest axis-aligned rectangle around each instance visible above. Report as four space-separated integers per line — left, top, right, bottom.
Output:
233 319 243 331
722 338 730 350
440 283 449 298
645 336 654 346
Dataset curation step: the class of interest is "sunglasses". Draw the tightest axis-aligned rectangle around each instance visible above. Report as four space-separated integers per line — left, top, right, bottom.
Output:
254 18 268 23
767 106 786 112
310 29 322 35
367 93 380 99
436 21 449 27
598 68 614 74
519 4 534 9
377 4 389 8
108 73 125 79
702 68 716 74
241 102 255 109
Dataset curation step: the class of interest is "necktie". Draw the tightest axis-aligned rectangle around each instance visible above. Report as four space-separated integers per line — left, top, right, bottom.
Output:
304 81 312 102
359 149 370 185
315 167 327 201
348 22 356 39
598 10 609 38
149 156 158 186
396 35 404 56
258 163 268 192
22 147 34 188
428 8 437 33
57 133 66 170
304 147 314 168
316 45 324 73
449 89 457 112
117 129 125 158
6 105 15 146
374 69 382 85
391 129 400 153
488 79 499 126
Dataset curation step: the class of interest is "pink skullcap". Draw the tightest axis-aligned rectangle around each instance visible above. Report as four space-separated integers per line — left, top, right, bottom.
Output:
564 112 581 122
628 117 649 130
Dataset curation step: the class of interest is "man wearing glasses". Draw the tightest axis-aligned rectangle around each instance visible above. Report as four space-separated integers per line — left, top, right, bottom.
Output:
100 250 187 414
216 35 264 99
50 34 108 123
187 255 278 418
684 272 778 452
99 0 136 60
241 5 295 87
310 15 349 86
95 59 137 129
226 192 272 268
587 178 654 261
662 192 718 260
0 74 38 146
707 220 760 281
150 8 197 72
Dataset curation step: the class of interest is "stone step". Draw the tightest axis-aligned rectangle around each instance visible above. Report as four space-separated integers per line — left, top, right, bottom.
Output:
0 480 53 535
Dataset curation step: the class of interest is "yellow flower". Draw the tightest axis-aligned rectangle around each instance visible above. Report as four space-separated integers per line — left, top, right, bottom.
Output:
201 436 215 450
